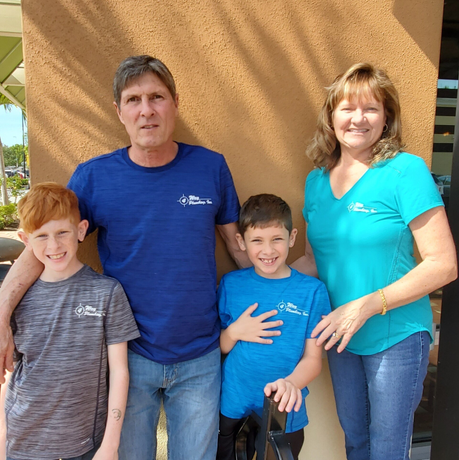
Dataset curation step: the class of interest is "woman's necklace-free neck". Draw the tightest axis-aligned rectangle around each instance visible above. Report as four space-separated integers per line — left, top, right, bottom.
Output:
329 150 372 200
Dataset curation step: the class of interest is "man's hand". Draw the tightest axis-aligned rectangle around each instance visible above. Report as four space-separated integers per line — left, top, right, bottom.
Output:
264 379 303 413
0 322 14 385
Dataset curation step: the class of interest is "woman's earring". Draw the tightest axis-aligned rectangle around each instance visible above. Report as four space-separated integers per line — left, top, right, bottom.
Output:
383 123 389 133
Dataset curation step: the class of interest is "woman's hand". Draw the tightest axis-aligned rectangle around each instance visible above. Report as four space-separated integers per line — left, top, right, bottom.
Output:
311 292 381 352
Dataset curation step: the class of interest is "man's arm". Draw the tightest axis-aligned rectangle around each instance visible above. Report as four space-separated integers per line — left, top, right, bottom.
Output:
217 222 251 269
264 338 323 413
93 342 129 460
0 250 43 384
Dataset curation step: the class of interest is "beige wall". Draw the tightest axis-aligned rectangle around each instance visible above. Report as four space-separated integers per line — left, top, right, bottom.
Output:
21 0 444 458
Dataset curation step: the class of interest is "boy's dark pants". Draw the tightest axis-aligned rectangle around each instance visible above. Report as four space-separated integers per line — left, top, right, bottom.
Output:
217 413 304 460
7 443 99 460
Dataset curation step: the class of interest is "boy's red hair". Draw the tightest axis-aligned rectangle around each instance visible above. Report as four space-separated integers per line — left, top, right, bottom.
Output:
18 182 81 234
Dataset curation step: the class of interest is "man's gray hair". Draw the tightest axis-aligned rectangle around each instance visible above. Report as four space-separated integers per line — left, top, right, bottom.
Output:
113 55 176 106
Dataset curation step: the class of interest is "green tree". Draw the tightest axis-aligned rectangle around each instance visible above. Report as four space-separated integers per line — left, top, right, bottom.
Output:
3 144 28 167
0 94 14 205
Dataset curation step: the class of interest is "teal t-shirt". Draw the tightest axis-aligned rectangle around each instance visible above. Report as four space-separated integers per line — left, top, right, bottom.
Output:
303 152 443 355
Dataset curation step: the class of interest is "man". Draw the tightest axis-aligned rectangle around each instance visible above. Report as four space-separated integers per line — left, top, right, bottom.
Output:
0 55 249 459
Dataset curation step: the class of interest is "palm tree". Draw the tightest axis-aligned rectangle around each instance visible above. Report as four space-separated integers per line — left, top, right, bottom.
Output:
0 94 14 205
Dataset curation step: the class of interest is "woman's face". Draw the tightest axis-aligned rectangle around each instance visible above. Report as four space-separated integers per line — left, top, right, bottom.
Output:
332 96 386 158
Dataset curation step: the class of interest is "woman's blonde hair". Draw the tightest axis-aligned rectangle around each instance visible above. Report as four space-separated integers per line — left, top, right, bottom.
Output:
306 63 404 170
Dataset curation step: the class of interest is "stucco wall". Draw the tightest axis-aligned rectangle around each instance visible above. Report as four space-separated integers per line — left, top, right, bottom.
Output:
21 0 444 458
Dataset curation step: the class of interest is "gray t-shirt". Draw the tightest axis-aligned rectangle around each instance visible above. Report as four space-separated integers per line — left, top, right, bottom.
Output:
6 265 140 460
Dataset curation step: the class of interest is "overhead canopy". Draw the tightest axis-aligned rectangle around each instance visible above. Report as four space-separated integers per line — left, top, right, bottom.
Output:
0 0 24 109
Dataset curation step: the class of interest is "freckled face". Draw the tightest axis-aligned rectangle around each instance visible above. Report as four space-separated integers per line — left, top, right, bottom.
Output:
332 97 386 158
115 72 179 152
20 218 88 281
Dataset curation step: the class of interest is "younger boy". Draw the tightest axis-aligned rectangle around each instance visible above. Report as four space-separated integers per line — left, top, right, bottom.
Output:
217 194 331 460
4 182 140 460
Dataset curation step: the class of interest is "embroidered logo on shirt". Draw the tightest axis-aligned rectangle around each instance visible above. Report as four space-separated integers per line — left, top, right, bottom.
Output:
347 202 377 213
75 304 106 318
178 194 213 207
277 301 309 316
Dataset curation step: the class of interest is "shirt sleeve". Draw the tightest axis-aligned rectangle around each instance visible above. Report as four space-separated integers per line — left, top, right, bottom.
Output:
305 282 331 339
216 155 240 225
394 155 444 225
104 281 140 345
67 164 97 235
217 276 232 329
303 168 322 224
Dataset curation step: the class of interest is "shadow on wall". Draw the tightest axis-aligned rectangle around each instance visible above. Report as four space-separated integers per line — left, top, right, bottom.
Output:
392 0 444 66
22 0 441 273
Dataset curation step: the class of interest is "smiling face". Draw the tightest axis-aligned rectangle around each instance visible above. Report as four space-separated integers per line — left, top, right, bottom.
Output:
237 224 297 279
19 218 89 282
114 72 179 158
332 96 386 160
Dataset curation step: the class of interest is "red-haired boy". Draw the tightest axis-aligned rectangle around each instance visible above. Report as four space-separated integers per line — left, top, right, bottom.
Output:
4 182 139 460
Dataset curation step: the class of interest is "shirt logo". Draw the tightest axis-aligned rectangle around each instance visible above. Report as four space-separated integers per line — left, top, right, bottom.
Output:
347 202 377 213
277 301 309 316
75 304 106 318
178 194 213 207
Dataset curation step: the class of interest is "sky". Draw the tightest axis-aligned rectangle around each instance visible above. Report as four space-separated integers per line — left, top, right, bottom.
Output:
438 79 458 89
0 105 26 147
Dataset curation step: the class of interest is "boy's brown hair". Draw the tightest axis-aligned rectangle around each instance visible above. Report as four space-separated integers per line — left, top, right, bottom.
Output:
238 194 293 236
18 182 81 234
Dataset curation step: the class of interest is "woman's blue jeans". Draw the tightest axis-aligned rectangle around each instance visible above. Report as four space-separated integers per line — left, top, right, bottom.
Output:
118 347 221 460
327 331 430 460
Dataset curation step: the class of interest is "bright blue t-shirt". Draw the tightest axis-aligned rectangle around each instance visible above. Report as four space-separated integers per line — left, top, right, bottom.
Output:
218 267 331 433
68 142 240 364
303 153 443 355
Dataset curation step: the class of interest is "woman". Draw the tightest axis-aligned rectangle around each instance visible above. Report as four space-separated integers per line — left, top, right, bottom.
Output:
295 63 457 460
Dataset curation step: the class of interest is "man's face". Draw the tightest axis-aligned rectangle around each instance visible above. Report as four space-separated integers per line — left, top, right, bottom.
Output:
115 72 179 152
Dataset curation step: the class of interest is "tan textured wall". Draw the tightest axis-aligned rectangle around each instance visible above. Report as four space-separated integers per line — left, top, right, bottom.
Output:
21 0 444 458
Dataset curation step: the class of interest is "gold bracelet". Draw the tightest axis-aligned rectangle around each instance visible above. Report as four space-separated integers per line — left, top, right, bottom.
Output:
378 289 387 315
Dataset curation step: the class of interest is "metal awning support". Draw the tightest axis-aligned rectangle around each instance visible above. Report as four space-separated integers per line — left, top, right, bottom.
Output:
0 0 25 108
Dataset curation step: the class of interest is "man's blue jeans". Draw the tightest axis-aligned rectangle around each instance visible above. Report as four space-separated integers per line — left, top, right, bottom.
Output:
119 347 221 460
327 331 429 460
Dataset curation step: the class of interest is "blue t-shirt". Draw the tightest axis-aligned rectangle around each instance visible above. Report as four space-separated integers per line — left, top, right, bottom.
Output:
68 142 240 364
218 267 331 433
303 153 443 355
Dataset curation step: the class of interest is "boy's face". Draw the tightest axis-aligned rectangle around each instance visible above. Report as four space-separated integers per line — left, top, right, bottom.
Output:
236 224 297 279
19 218 89 282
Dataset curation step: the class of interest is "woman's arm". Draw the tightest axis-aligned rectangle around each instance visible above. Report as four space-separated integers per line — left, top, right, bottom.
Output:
313 206 457 352
290 226 319 278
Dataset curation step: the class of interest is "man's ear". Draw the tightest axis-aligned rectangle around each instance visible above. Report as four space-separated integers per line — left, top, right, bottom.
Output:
289 228 298 248
77 220 89 242
114 101 124 125
236 233 246 251
18 231 31 251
